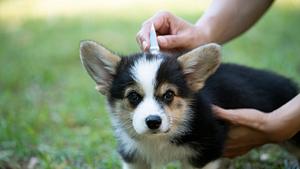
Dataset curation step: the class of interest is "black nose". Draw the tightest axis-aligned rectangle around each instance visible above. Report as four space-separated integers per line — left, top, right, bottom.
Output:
145 115 162 130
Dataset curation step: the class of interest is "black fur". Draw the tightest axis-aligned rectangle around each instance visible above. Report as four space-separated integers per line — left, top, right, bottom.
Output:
110 53 160 102
204 64 298 111
156 57 191 98
109 53 299 168
117 144 137 163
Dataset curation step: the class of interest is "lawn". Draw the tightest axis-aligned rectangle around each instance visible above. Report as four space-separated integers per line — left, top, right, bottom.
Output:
0 0 299 168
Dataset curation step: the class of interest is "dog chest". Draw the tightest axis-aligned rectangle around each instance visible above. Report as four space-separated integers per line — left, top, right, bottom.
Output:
119 131 197 166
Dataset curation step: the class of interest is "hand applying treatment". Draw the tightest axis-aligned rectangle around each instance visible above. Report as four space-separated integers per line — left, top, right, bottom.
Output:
149 23 160 55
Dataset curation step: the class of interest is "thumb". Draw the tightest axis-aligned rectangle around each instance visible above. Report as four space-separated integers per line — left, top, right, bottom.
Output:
212 106 241 125
212 106 266 130
157 35 185 49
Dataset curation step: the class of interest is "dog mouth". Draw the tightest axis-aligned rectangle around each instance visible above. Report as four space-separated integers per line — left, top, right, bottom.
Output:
149 130 160 134
145 128 171 135
131 107 172 135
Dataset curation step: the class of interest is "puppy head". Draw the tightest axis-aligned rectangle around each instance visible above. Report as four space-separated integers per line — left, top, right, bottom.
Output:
80 41 221 137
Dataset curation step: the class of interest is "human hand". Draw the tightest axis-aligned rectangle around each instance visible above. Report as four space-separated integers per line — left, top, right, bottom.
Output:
136 11 209 51
212 106 294 158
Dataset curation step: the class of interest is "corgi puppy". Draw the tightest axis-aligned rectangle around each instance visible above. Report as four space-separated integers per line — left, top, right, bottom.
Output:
80 41 299 169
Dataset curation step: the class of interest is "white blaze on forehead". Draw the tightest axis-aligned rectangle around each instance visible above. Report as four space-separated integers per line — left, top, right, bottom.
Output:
130 56 169 134
130 56 163 95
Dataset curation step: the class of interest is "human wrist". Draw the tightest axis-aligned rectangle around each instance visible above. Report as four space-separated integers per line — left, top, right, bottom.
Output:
263 109 296 143
194 15 225 47
193 19 213 47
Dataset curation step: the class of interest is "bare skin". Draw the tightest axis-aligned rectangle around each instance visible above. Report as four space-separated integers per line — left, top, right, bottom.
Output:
136 0 300 158
136 0 273 51
213 95 300 157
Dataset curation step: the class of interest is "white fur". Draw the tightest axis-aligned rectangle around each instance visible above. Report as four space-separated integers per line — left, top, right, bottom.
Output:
202 160 221 169
131 56 162 95
122 161 150 169
136 136 196 168
111 56 197 168
132 96 169 134
118 130 196 168
130 57 170 134
122 162 130 169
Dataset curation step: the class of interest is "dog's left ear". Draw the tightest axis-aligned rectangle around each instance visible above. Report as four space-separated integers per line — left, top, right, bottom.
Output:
177 43 221 91
80 40 121 95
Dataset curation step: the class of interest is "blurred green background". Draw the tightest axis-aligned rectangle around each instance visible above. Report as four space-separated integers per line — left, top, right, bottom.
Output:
0 0 299 168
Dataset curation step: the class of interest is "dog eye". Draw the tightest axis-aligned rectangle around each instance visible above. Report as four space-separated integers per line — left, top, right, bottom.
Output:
127 91 142 106
162 90 175 104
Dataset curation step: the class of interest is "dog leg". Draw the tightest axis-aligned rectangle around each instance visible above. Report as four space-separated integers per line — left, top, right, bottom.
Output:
122 160 151 169
151 164 165 169
180 159 226 169
201 160 221 169
281 142 300 161
180 160 198 169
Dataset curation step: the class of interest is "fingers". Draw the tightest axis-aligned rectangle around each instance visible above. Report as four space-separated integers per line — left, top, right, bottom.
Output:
137 11 199 51
225 127 267 145
223 139 263 158
212 105 267 130
136 25 150 51
212 106 240 125
223 147 252 158
136 11 172 51
221 125 269 158
213 106 272 158
157 35 185 49
136 31 148 51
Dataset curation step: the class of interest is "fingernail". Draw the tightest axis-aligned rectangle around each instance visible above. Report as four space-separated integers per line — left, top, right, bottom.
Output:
212 105 220 112
157 36 165 46
142 41 147 50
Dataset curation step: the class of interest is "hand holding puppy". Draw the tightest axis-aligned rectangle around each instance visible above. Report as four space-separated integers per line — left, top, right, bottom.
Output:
136 11 208 51
213 94 300 158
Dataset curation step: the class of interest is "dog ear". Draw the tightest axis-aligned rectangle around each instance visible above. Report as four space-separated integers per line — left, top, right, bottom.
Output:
80 40 121 95
177 43 221 91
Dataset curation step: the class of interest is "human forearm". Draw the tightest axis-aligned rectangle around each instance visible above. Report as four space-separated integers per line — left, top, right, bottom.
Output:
195 0 274 44
213 93 300 157
136 0 274 51
267 94 300 141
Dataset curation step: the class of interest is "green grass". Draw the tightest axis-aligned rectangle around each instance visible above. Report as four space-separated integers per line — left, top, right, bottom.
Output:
0 0 299 168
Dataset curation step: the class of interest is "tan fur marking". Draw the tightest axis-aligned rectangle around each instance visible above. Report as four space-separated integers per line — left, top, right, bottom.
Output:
112 84 147 137
155 83 190 134
164 96 190 134
156 83 178 96
124 85 145 98
114 100 136 136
